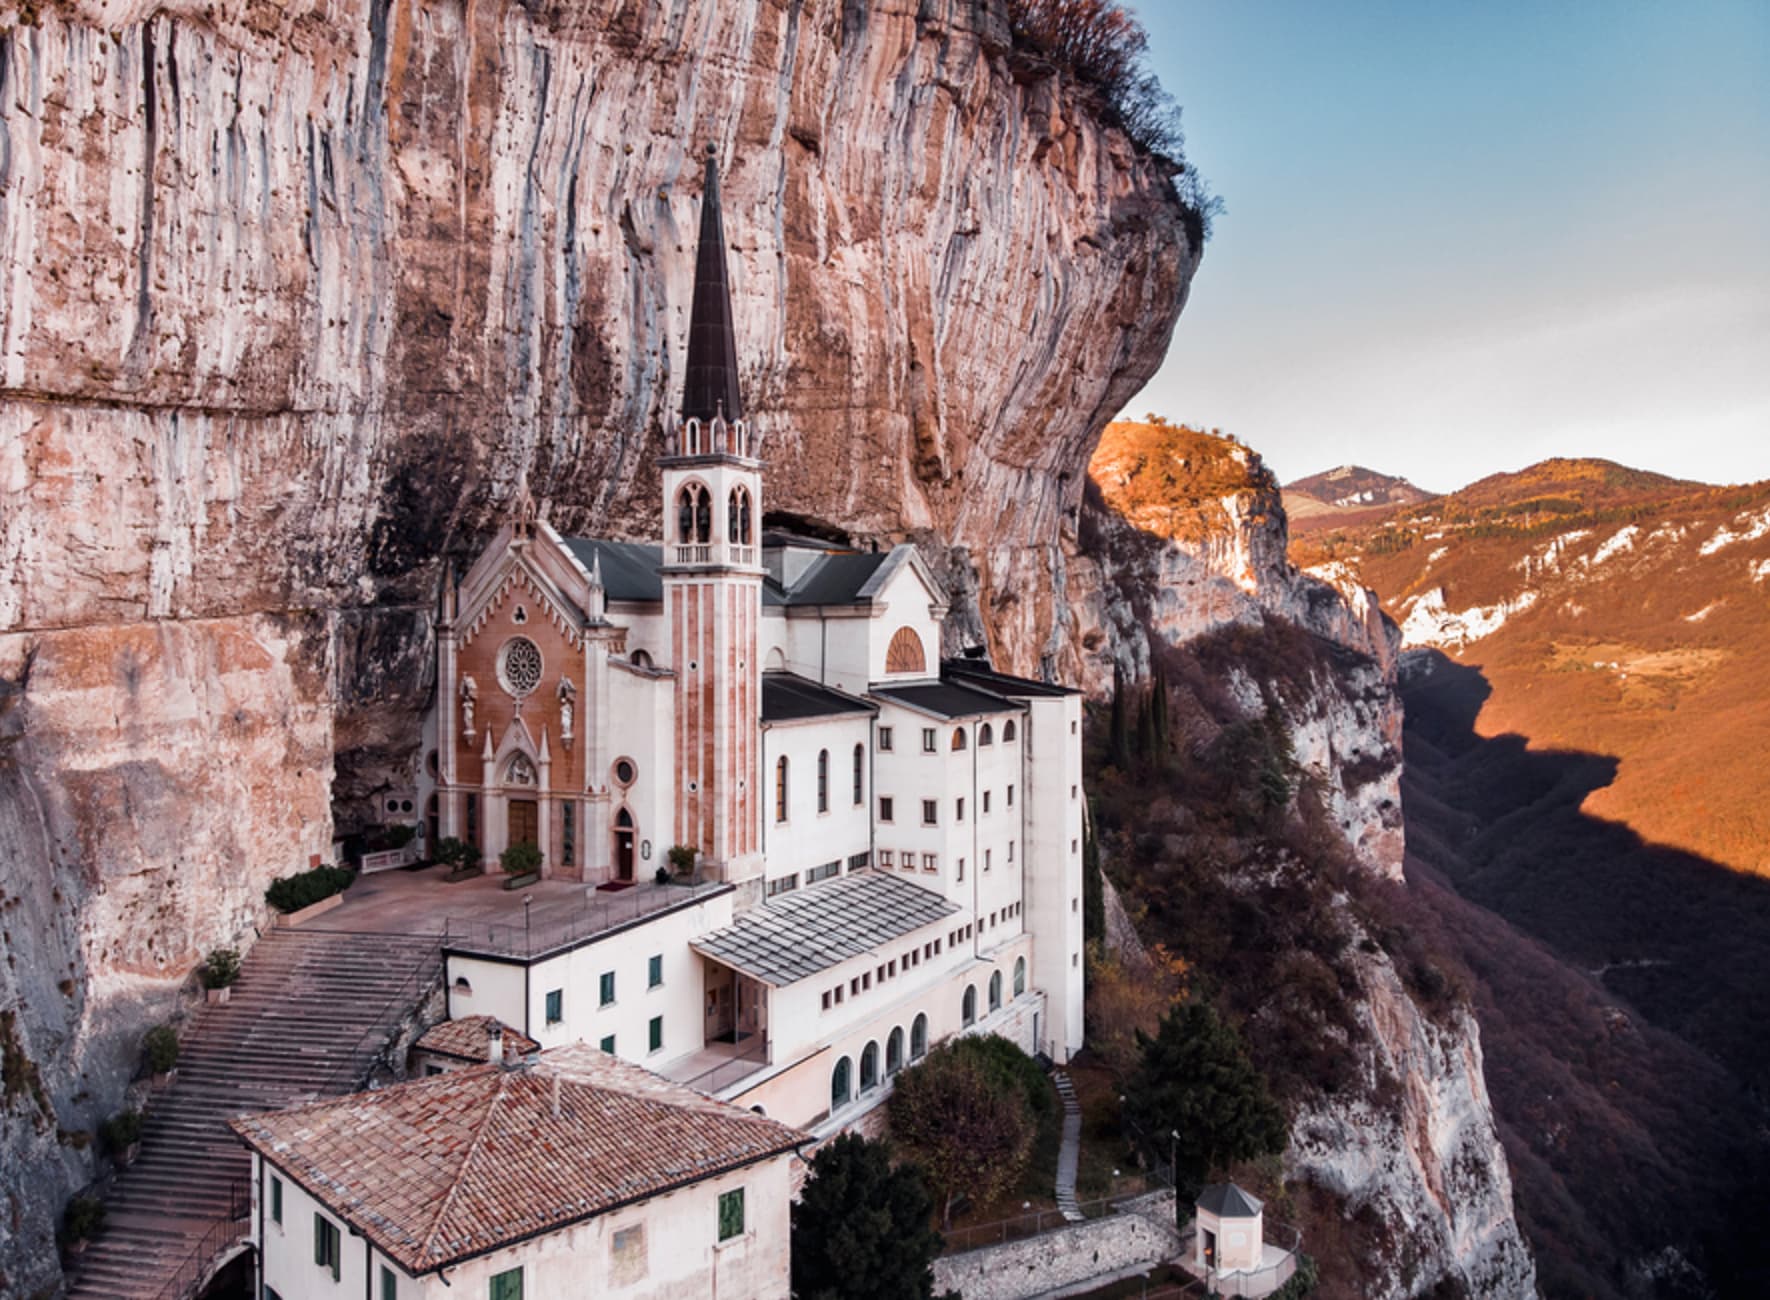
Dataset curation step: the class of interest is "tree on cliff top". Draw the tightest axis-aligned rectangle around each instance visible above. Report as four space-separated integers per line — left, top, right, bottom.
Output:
1124 1001 1287 1201
791 1134 953 1300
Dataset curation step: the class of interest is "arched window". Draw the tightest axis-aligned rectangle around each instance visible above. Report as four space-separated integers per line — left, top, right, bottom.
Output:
817 749 830 814
979 723 994 746
1013 956 1026 997
951 728 967 751
886 1027 904 1075
677 487 696 543
615 807 633 829
1003 719 1017 742
989 971 1003 1012
831 1056 852 1111
860 1041 880 1092
852 744 865 805
775 755 789 823
885 626 926 675
695 488 711 542
629 648 654 670
728 486 753 544
911 1013 928 1060
962 985 977 1027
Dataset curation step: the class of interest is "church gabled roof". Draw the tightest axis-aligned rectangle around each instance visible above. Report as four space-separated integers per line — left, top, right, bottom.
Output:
561 539 665 603
681 144 743 424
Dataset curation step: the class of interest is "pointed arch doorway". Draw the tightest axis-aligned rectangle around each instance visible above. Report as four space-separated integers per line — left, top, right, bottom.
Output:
613 809 636 883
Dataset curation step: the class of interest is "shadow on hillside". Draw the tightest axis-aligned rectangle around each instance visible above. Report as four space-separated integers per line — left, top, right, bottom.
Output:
1398 651 1770 1299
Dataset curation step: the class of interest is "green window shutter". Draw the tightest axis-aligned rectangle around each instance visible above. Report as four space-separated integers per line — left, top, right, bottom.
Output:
381 1265 397 1300
599 1034 616 1054
545 989 563 1024
648 1015 663 1053
648 954 663 987
599 971 615 1005
490 1266 524 1300
314 1213 326 1266
270 1175 282 1224
718 1187 745 1241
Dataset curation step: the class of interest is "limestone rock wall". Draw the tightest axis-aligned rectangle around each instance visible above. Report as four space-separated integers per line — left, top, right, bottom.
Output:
0 0 1193 1287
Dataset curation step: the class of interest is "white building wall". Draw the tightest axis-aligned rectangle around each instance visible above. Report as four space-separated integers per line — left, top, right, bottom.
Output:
603 663 674 876
862 564 944 683
1022 693 1086 1060
760 713 873 889
445 892 736 1068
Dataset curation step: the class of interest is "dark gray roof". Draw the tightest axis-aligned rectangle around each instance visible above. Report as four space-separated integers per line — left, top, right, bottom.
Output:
682 145 743 424
942 660 1080 698
761 673 876 722
1197 1183 1263 1218
870 680 1022 720
691 872 958 986
561 539 664 603
776 551 891 607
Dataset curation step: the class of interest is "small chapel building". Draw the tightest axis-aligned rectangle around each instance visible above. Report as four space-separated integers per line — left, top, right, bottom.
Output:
413 145 1085 1134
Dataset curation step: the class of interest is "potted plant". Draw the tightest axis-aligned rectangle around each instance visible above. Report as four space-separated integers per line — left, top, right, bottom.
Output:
499 841 543 890
62 1195 105 1256
198 947 241 1004
435 836 483 882
100 1110 143 1167
666 844 696 880
143 1024 179 1087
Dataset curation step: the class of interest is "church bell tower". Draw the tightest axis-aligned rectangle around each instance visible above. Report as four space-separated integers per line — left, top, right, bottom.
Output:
661 143 764 887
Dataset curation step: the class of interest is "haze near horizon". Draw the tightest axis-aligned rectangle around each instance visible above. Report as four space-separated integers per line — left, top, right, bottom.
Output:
1132 1 1770 494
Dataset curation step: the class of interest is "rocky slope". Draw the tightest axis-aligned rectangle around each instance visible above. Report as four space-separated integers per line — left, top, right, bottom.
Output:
0 1 1194 1288
1284 465 1433 532
1074 421 1535 1297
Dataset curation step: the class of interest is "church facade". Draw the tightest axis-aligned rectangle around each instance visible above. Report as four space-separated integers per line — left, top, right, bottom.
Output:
417 148 1084 1132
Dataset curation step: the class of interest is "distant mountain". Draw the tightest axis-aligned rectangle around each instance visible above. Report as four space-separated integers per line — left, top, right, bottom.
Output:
1283 464 1433 532
1293 456 1770 877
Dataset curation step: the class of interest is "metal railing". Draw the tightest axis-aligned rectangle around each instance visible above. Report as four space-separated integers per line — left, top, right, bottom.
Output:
313 939 444 1098
1180 1221 1303 1298
941 1189 1161 1256
676 1040 770 1094
443 880 732 960
149 1177 251 1300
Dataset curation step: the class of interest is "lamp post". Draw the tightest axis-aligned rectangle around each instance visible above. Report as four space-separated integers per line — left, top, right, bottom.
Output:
523 893 533 954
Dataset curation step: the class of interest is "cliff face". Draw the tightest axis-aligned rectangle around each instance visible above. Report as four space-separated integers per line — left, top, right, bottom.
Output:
0 2 1193 1287
1074 422 1533 1297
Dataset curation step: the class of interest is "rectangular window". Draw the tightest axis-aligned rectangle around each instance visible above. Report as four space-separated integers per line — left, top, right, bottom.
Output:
851 977 861 996
957 857 965 882
878 726 894 751
649 954 664 988
887 959 896 978
985 848 992 872
809 860 841 883
921 728 937 753
270 1175 283 1225
983 790 991 814
956 797 965 822
381 1265 397 1300
562 802 575 867
1072 839 1079 854
879 796 894 822
922 853 937 873
921 799 937 825
1008 840 1015 862
545 989 563 1025
314 1213 341 1282
879 850 893 868
599 1034 616 1054
1007 784 1014 807
1071 784 1078 799
648 1015 663 1053
489 1267 523 1300
718 1188 746 1242
600 971 616 1006
822 990 832 1011
848 852 870 872
466 793 479 840
766 874 799 897
834 985 845 1004
862 972 872 990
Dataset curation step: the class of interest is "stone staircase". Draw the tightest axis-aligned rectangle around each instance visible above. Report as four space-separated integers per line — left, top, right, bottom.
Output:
66 928 443 1300
1053 1068 1085 1222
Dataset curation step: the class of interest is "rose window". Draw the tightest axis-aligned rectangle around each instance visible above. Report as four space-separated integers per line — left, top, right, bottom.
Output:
499 636 543 697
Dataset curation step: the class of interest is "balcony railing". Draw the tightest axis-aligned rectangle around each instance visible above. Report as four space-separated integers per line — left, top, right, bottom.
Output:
674 544 712 564
444 880 733 961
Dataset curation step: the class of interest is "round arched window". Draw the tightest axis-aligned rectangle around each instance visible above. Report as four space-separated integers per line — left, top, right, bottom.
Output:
498 636 543 697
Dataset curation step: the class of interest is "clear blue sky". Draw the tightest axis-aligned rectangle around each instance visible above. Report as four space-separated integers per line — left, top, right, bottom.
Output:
1130 1 1770 492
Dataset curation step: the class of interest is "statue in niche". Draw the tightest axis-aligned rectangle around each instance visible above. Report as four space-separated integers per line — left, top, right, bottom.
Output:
461 676 478 738
558 678 576 740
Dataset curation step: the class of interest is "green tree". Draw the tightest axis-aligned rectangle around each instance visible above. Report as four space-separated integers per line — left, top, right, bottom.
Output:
888 1040 1035 1224
791 1134 950 1300
1124 1001 1287 1202
1082 807 1106 952
1108 665 1132 769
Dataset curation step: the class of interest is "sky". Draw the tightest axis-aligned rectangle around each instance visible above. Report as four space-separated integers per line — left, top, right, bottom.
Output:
1129 1 1770 492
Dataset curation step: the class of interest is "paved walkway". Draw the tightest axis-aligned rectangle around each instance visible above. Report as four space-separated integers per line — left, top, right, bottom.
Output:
1053 1068 1085 1222
66 928 442 1300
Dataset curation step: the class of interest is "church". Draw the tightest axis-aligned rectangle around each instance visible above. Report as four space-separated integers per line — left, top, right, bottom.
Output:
415 146 1084 1133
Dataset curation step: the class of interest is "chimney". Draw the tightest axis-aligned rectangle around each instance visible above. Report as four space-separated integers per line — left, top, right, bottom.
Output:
488 1022 505 1067
551 1070 562 1121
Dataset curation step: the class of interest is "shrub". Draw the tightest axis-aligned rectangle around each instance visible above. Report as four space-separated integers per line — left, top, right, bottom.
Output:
434 836 481 873
143 1025 179 1075
62 1195 105 1243
100 1110 142 1154
499 841 543 877
197 947 241 990
264 864 355 914
667 844 696 875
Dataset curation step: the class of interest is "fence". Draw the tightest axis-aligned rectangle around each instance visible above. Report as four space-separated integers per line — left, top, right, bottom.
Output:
1179 1221 1303 1299
149 1177 251 1300
675 1040 770 1094
942 1190 1159 1256
361 843 421 873
443 880 731 959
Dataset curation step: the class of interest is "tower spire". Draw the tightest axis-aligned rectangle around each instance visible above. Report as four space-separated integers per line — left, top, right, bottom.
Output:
681 142 743 424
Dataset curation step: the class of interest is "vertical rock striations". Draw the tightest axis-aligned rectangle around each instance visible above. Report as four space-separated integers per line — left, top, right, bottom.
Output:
0 1 1191 1288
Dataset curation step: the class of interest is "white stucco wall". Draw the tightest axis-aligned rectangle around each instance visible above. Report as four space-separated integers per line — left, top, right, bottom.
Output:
761 712 873 888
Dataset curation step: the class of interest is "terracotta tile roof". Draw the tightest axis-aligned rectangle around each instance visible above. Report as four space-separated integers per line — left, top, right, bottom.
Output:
413 1016 539 1064
229 1043 806 1274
